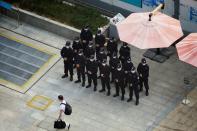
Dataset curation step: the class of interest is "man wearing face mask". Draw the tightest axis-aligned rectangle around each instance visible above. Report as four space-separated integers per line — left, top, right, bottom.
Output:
86 55 98 91
107 37 117 58
95 29 106 59
99 59 111 96
61 41 74 81
137 58 149 96
127 66 139 105
72 37 83 68
74 49 86 87
119 42 130 64
123 57 133 88
113 63 125 101
85 41 95 59
97 47 107 78
80 25 93 52
109 52 120 83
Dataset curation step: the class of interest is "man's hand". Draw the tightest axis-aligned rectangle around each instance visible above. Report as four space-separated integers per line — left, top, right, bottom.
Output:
101 74 104 77
64 57 67 61
76 64 80 68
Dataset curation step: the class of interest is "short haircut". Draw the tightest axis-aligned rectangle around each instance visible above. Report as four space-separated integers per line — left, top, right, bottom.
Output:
58 95 64 100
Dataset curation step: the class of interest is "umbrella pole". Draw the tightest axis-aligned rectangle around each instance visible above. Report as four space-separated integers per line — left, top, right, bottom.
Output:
156 48 161 55
149 4 165 21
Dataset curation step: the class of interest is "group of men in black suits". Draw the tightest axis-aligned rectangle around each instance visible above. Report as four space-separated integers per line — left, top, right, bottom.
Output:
60 25 149 105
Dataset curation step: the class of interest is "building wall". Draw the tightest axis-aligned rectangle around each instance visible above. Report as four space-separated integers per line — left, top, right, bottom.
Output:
100 0 197 32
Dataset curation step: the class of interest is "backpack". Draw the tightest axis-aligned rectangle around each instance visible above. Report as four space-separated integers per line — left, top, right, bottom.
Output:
60 102 72 115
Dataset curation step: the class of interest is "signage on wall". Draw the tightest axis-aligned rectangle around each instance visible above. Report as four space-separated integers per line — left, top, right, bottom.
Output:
120 0 142 8
143 0 164 7
190 7 197 23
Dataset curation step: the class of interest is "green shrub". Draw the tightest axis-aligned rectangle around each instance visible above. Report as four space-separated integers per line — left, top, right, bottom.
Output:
10 0 109 33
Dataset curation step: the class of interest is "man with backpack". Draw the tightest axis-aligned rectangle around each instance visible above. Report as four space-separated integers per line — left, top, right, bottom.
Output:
56 95 71 130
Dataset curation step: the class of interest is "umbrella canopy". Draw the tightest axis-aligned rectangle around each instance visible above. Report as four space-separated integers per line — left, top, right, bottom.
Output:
116 12 183 49
176 33 197 67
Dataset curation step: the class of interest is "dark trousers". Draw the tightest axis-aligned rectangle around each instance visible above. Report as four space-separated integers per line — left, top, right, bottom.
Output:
76 67 85 82
115 81 125 96
129 84 139 101
101 77 110 92
110 69 115 82
139 77 149 92
64 61 73 76
87 73 97 87
124 73 130 87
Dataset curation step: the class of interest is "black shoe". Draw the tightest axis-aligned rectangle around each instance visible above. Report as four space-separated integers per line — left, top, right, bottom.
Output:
113 94 119 97
94 87 97 91
135 100 139 106
146 91 149 96
82 82 85 87
99 89 105 92
75 80 81 83
70 76 73 81
61 74 68 78
107 91 110 96
121 96 124 101
67 123 70 130
86 85 91 88
127 98 132 102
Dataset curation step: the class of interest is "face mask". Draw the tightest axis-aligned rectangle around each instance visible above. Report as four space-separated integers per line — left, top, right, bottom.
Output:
113 56 116 59
66 46 69 49
90 59 94 62
131 70 135 73
102 63 106 66
75 40 79 43
84 28 88 31
142 63 146 66
89 45 93 48
123 45 127 48
117 67 121 71
100 51 104 54
127 60 131 63
79 53 83 56
110 40 113 42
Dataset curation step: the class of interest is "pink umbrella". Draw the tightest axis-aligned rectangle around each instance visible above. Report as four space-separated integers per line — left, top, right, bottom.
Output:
176 33 197 67
116 12 183 49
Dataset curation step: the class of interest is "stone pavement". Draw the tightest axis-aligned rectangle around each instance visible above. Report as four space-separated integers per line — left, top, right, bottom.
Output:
153 89 197 131
0 15 197 131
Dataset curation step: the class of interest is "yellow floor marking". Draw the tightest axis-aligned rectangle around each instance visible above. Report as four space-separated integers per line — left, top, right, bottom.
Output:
27 95 53 111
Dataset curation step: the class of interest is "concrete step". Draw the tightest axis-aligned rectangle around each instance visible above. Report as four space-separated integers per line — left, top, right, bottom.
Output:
0 44 45 67
0 36 51 60
0 62 32 80
0 70 26 86
0 53 39 73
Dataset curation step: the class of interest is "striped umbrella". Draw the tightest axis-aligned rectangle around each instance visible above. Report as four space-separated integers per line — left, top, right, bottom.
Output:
176 33 197 67
116 12 183 49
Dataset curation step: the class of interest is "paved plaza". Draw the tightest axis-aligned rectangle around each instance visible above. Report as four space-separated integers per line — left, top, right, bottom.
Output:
0 15 197 131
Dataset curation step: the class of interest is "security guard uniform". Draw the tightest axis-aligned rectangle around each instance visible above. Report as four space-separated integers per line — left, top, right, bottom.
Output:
119 42 130 64
86 55 98 91
75 49 86 87
113 64 125 101
127 66 139 105
61 41 74 81
99 59 111 96
137 58 149 96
